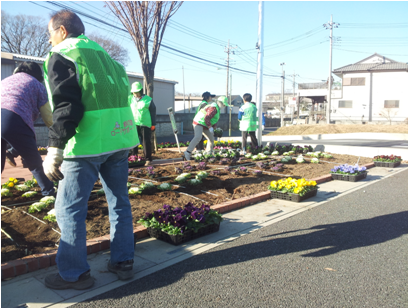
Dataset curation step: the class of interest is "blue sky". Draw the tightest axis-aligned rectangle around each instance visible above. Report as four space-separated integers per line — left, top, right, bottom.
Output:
2 1 408 101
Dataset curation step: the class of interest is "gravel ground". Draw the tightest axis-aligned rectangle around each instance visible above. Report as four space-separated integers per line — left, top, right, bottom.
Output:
72 168 408 308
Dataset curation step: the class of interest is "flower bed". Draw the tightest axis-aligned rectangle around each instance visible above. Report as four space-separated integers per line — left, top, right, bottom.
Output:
1 153 374 263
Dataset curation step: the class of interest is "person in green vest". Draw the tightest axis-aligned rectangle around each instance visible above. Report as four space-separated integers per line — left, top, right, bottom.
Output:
238 93 259 154
128 81 157 166
183 95 229 160
194 91 215 150
42 9 139 290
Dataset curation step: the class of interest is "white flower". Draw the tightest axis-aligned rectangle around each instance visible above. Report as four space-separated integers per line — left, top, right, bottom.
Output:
311 157 320 163
47 208 56 216
245 153 252 158
272 151 279 155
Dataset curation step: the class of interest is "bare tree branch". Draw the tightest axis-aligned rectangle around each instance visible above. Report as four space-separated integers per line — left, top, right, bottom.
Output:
105 1 183 98
1 10 51 57
88 33 130 66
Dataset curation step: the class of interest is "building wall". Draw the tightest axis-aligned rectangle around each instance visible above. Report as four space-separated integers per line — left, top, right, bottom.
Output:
371 72 408 122
126 76 176 115
331 71 408 124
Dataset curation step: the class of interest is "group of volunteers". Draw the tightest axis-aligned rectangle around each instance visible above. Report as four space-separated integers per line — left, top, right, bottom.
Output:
1 9 265 291
183 91 265 160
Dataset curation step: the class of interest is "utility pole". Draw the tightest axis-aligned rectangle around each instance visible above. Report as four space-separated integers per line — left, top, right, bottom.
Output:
229 74 232 136
182 66 186 114
256 1 264 144
324 15 339 124
225 40 237 115
280 62 285 127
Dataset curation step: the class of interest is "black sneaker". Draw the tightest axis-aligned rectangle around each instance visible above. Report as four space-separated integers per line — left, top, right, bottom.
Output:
5 152 16 167
108 259 134 280
44 270 95 290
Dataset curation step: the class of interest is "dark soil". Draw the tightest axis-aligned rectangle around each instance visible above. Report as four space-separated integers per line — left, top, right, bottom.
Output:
1 153 373 263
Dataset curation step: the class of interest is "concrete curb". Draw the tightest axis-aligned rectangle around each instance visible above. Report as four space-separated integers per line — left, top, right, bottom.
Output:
0 162 376 280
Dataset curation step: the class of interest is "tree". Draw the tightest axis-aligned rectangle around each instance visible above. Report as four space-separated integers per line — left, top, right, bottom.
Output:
1 10 50 57
87 33 130 67
105 1 183 98
379 108 398 125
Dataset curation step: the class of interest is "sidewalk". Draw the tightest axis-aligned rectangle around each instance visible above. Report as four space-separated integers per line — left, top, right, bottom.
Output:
2 164 407 308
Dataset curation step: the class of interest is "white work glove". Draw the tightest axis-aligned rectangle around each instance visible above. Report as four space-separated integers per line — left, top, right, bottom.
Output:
209 127 214 134
262 125 265 130
43 147 64 181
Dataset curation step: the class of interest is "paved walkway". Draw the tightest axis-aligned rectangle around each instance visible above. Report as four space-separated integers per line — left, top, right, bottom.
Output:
2 165 407 308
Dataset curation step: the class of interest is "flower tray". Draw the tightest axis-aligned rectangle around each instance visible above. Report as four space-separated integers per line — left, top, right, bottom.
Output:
270 189 317 202
374 161 401 168
331 171 367 182
128 161 146 167
147 223 220 246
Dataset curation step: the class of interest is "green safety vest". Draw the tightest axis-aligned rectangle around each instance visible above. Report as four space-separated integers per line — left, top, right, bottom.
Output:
239 102 258 131
43 35 139 158
193 102 220 128
194 100 208 117
129 94 152 127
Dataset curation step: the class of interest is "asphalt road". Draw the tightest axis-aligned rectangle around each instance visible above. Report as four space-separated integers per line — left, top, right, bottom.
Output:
72 168 408 308
157 129 408 149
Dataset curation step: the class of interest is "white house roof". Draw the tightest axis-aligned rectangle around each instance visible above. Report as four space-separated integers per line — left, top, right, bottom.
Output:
334 53 408 73
2 52 178 85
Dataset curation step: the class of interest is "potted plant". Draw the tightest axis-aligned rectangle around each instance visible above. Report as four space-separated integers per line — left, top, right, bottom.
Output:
268 177 318 202
128 155 146 167
330 164 368 182
373 155 402 168
138 203 223 245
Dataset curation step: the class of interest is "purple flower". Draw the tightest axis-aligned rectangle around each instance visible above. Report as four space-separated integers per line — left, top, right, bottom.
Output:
239 167 247 172
208 157 217 163
224 166 232 172
175 167 183 174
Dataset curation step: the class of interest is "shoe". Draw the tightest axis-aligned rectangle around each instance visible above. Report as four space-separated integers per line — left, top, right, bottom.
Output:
5 152 16 167
183 151 191 161
145 160 151 166
44 270 95 290
108 259 134 280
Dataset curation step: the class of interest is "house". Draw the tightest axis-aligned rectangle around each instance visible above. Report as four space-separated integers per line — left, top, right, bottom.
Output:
174 94 243 114
1 51 179 144
331 53 408 124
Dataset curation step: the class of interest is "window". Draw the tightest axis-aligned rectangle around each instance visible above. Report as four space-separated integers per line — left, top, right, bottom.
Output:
339 100 353 108
343 77 365 86
384 100 399 108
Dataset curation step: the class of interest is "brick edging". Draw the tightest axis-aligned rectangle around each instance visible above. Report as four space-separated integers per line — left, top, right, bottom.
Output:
0 162 377 280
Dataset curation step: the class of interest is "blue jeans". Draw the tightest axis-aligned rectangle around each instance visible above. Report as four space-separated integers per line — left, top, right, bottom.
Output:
55 150 134 282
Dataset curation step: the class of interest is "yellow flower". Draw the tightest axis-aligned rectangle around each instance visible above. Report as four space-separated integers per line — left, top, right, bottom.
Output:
8 182 14 187
33 179 37 183
9 177 14 181
13 179 19 183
